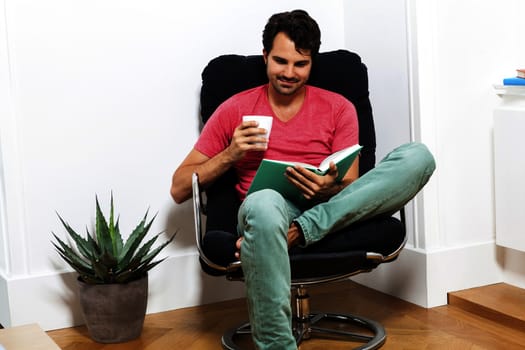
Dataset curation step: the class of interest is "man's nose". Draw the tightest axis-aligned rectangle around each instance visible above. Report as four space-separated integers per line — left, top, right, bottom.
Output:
283 64 295 78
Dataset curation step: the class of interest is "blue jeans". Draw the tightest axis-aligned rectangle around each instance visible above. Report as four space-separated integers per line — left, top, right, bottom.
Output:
237 142 436 350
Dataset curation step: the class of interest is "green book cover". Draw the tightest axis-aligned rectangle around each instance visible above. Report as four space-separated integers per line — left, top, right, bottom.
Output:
247 144 363 203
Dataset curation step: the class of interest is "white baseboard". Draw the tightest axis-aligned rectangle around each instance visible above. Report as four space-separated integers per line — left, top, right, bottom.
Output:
1 241 506 330
352 241 504 307
498 246 525 289
0 253 245 331
351 245 429 306
0 272 10 327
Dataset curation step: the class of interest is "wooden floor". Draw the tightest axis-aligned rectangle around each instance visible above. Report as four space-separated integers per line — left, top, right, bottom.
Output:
47 280 525 350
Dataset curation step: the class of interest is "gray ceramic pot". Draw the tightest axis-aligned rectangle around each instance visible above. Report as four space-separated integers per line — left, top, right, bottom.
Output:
77 274 148 343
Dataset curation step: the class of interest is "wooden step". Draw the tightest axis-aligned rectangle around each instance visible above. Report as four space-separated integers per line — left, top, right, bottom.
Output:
448 283 525 331
0 324 61 350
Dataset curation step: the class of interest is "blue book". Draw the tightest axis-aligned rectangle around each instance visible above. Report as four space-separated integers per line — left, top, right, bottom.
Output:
503 77 525 86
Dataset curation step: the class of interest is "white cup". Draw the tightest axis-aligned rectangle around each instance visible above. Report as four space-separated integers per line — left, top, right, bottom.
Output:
242 115 273 145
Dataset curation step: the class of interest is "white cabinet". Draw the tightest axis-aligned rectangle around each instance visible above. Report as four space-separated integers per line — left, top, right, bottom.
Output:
494 89 525 252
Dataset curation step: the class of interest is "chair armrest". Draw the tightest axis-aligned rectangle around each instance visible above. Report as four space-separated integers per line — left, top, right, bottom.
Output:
366 207 407 263
192 172 229 272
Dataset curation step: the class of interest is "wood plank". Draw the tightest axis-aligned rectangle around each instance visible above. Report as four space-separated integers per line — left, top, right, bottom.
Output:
448 283 525 331
0 324 61 350
432 305 525 350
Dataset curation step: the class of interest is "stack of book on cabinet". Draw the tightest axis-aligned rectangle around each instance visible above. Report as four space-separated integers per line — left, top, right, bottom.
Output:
503 68 525 86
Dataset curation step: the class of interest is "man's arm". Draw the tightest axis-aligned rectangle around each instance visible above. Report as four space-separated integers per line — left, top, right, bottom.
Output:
170 148 230 204
170 120 269 204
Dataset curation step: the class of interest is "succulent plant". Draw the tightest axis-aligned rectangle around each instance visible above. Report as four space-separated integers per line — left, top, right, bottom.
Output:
52 195 174 284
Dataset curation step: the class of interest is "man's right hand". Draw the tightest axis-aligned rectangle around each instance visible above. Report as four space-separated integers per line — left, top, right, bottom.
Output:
225 120 269 161
170 120 269 204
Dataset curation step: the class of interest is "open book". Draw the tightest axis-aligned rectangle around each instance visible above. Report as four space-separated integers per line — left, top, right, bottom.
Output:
247 144 362 203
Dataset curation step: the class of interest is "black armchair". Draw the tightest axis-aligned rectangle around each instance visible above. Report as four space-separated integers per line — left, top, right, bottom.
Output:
192 50 406 349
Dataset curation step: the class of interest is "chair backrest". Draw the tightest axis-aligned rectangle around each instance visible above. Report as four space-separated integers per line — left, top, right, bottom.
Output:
200 50 376 234
200 50 376 175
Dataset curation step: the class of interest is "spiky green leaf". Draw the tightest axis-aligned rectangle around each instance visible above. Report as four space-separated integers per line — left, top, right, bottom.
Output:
108 193 124 256
118 212 156 267
91 254 112 282
51 234 92 270
56 214 95 261
122 233 174 278
85 228 101 256
113 216 123 257
95 196 112 255
140 233 174 265
53 246 90 274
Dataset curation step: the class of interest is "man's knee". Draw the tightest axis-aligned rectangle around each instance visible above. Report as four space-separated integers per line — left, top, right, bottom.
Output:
396 142 436 175
409 143 435 174
395 143 436 190
239 189 288 230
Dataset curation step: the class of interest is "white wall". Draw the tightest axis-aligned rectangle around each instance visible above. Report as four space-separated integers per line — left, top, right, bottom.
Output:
414 0 525 304
344 0 411 161
0 0 349 329
343 0 419 249
353 0 525 307
414 0 519 250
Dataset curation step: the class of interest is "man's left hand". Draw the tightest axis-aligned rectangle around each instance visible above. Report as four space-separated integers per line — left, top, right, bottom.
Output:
285 161 342 201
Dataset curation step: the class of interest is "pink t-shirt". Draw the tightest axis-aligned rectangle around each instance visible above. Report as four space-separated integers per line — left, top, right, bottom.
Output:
195 84 359 200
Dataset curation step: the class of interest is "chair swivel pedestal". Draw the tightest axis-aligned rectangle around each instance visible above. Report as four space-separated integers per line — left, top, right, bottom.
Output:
221 283 387 350
292 286 385 346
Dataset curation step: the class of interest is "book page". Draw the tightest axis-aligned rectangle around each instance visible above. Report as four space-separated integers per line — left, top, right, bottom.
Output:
266 159 317 170
318 144 361 172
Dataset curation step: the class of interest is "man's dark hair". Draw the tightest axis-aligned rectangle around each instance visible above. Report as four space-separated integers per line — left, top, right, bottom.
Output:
262 10 321 56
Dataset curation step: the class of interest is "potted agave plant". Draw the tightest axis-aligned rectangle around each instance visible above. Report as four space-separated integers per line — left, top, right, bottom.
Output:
52 194 174 343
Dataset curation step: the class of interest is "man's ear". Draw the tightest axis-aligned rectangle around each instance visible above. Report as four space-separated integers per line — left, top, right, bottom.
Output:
263 49 268 64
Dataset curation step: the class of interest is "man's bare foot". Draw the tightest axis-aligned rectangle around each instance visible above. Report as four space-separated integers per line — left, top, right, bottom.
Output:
235 237 243 260
235 223 305 260
287 222 305 248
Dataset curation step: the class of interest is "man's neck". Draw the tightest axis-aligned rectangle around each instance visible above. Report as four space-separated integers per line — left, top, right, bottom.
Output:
267 86 306 122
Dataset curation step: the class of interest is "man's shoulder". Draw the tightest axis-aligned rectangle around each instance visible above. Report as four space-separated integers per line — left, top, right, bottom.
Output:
306 85 351 104
229 84 267 102
211 84 268 121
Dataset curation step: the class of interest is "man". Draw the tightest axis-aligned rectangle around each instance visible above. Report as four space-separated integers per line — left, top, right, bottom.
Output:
171 10 435 350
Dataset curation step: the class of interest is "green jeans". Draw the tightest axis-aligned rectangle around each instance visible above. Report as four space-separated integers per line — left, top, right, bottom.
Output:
237 142 436 350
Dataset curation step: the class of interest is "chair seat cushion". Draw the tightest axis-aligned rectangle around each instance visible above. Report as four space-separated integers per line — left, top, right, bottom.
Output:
289 216 404 279
200 215 404 279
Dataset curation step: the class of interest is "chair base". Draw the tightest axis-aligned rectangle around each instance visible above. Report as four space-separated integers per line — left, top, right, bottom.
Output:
221 312 385 350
